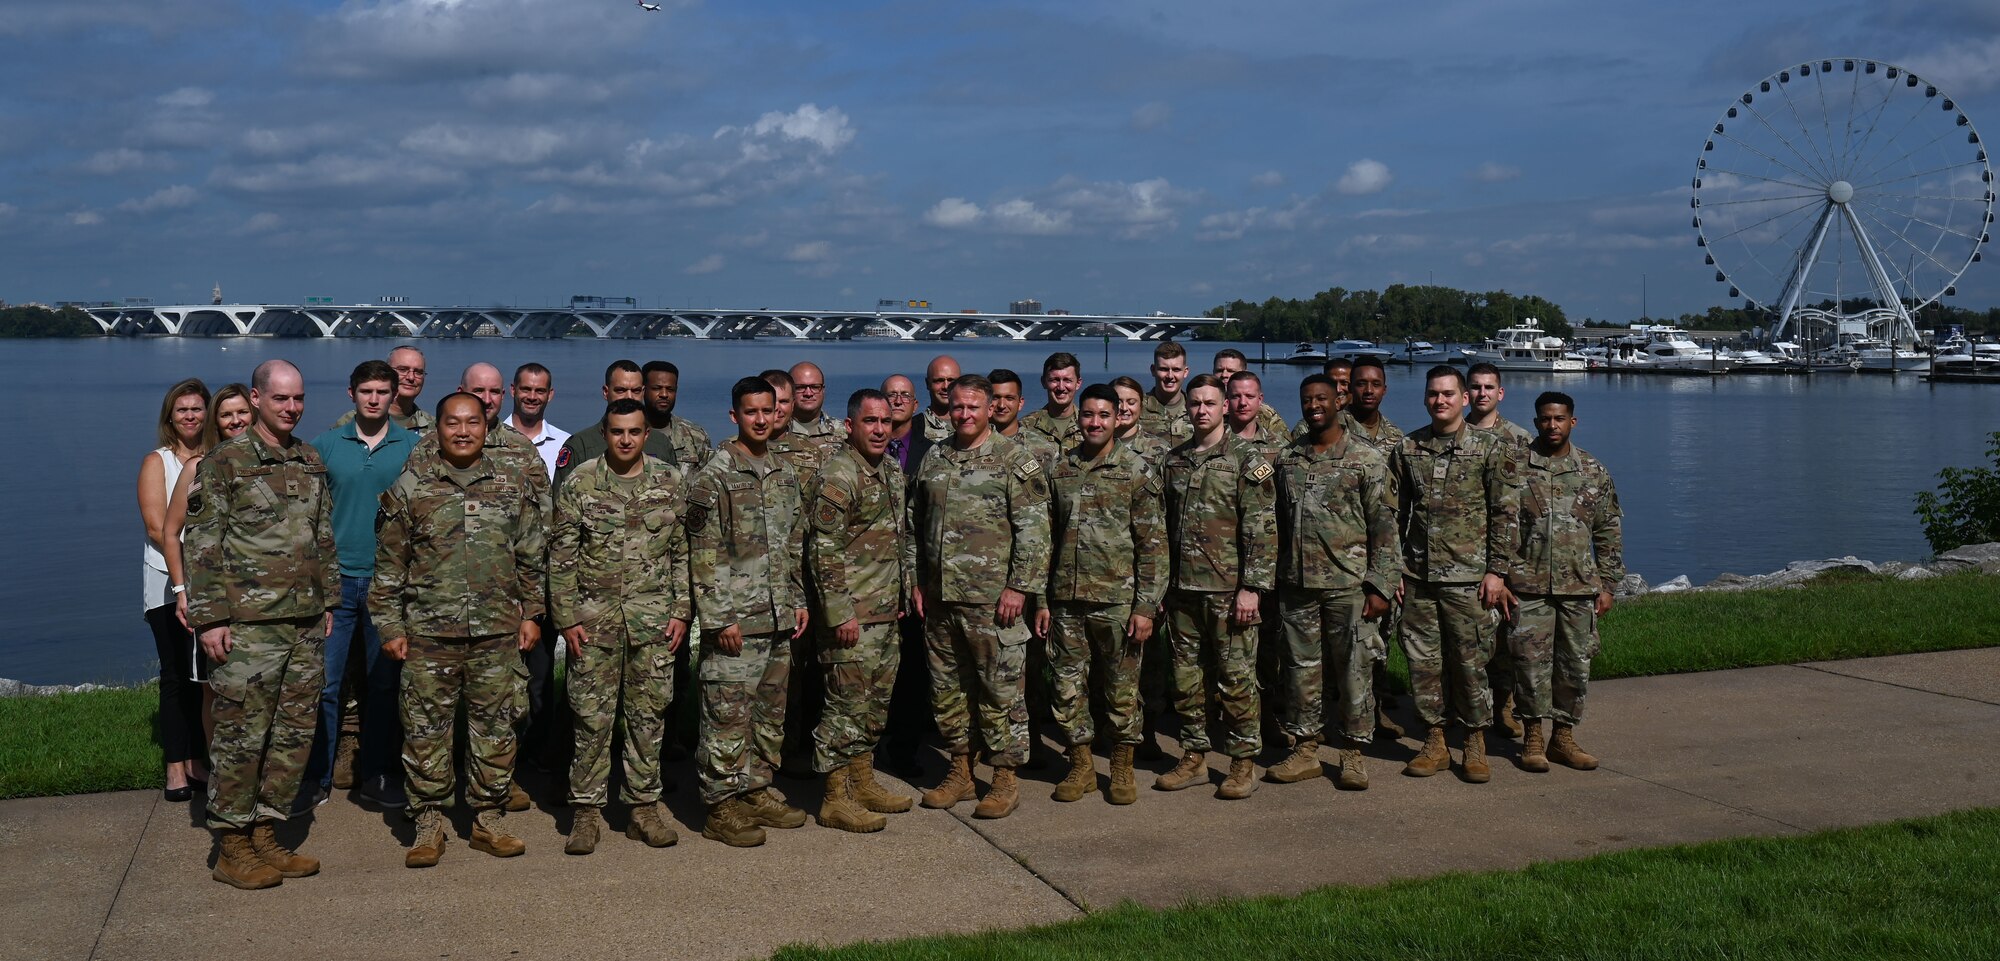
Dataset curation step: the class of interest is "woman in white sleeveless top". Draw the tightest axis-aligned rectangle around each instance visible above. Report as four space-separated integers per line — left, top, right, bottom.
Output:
139 379 211 802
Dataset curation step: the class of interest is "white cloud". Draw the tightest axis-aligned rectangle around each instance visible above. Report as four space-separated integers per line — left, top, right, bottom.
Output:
68 210 102 226
210 154 465 197
1355 207 1428 218
785 240 833 262
685 253 725 274
79 148 158 175
989 199 1072 235
0 202 15 219
723 103 855 153
1249 170 1286 188
1908 36 2000 95
924 197 984 228
157 86 213 108
1469 161 1521 183
1045 176 1193 237
1131 101 1173 131
1196 196 1317 240
1336 158 1393 195
118 184 198 213
400 123 571 166
238 212 282 234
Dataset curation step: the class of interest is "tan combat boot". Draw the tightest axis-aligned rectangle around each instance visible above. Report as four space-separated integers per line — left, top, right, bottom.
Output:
470 809 526 858
972 766 1019 819
1106 744 1137 805
817 767 888 833
331 734 359 790
920 753 976 809
1494 692 1524 739
405 809 447 869
703 798 767 848
1265 736 1324 783
1051 745 1095 802
249 821 319 877
1550 725 1599 770
1153 750 1208 792
1460 729 1492 783
1518 721 1550 773
742 787 808 828
850 755 913 814
628 801 679 847
1216 757 1258 800
504 780 532 813
212 829 282 890
1402 726 1450 777
1336 748 1369 790
566 806 602 855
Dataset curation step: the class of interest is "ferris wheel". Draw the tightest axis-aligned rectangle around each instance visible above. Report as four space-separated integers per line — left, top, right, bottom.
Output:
1691 58 1993 343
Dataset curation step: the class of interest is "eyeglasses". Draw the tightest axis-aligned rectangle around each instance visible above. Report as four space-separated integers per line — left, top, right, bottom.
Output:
392 366 427 377
794 384 824 392
884 391 915 399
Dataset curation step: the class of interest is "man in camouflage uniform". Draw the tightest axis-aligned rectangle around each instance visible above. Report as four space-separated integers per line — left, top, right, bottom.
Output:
1391 366 1523 784
906 374 1051 820
920 355 960 443
1511 391 1624 773
1157 374 1277 800
1266 375 1400 791
1342 357 1407 740
1213 348 1288 437
1225 371 1286 463
788 361 848 447
761 366 833 779
1465 362 1536 738
1138 341 1194 443
185 359 338 890
990 367 1060 768
1034 384 1165 805
555 360 685 487
372 392 547 867
331 344 435 434
686 377 811 848
1223 370 1286 747
1019 352 1084 450
806 389 915 833
550 400 691 855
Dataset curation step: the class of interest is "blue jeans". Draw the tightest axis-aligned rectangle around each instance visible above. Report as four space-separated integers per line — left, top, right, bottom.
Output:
305 575 403 789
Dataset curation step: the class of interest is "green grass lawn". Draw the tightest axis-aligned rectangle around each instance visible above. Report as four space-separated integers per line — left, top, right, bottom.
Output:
3 572 1997 800
773 807 2000 961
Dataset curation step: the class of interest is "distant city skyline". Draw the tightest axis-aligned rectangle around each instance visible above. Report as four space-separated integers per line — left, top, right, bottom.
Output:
1 0 1995 321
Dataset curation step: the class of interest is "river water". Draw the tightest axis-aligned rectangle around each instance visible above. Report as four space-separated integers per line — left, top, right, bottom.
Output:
3 335 1994 684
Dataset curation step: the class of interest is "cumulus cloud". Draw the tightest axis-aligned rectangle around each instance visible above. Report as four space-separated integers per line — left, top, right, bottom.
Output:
308 0 671 82
924 197 984 228
68 210 103 226
1907 35 2000 94
1131 101 1173 131
1044 176 1193 237
1336 158 1393 195
1469 161 1521 183
785 240 833 262
118 184 198 214
720 104 855 153
685 253 725 274
1196 196 1316 240
79 148 159 175
237 212 282 234
1249 170 1286 188
157 86 213 108
988 199 1071 235
400 123 575 166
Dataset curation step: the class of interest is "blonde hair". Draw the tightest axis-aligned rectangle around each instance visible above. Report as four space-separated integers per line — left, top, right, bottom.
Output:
203 383 252 449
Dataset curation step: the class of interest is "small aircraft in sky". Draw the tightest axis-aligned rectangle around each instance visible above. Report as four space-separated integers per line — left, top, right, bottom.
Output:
636 1 661 10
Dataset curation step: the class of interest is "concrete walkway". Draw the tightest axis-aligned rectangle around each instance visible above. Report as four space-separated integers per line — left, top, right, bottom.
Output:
7 648 1998 961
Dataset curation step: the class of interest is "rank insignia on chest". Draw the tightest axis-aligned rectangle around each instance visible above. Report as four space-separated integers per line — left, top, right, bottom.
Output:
285 477 301 496
465 501 479 514
1432 459 1449 481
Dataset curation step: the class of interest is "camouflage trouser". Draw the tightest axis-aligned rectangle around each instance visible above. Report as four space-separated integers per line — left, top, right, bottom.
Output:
1487 617 1515 701
697 629 790 804
1511 595 1599 725
1163 589 1262 759
1278 587 1378 744
1359 613 1397 706
1399 580 1496 729
1047 601 1143 747
566 623 676 807
813 620 900 772
925 601 1030 767
400 633 525 812
205 616 324 830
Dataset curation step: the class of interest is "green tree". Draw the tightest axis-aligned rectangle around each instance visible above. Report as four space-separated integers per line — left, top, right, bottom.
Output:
1914 431 2000 554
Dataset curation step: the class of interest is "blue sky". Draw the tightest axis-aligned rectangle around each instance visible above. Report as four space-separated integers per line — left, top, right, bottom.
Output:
1 0 1996 320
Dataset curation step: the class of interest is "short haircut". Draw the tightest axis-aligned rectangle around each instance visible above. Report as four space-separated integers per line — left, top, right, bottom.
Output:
157 378 211 450
389 344 425 359
1042 352 1081 376
434 391 484 419
950 373 994 398
1425 364 1466 390
1351 356 1386 376
1466 362 1502 383
251 359 299 393
1213 347 1247 366
1226 370 1262 389
759 368 794 390
1323 357 1354 375
731 376 775 410
1077 384 1119 408
1110 375 1146 396
1152 341 1187 363
1184 372 1224 395
513 362 552 385
350 360 397 392
600 398 646 429
642 360 680 380
846 388 888 421
1300 373 1336 392
1535 391 1576 415
987 368 1023 390
604 359 642 384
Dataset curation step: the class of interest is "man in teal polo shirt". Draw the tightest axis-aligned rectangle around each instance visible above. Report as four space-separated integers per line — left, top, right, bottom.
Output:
306 360 416 809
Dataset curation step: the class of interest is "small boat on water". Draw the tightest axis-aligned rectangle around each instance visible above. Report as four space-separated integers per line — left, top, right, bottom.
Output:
1835 335 1930 374
1929 333 2000 377
1281 341 1328 364
1401 340 1475 365
1328 339 1396 362
1461 318 1586 372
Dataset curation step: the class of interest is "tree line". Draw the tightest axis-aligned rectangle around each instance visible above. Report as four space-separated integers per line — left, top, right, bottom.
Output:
1199 285 1570 345
0 305 101 338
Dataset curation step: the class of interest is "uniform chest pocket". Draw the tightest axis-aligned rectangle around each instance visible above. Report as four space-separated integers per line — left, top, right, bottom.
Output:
410 494 461 543
235 465 282 510
641 506 677 534
583 504 624 537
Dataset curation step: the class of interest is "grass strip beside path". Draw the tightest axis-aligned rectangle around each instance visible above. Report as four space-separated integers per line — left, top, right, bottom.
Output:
774 808 2000 961
0 685 160 799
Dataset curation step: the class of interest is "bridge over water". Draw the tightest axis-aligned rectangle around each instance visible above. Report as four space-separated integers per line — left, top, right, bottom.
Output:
83 304 1222 341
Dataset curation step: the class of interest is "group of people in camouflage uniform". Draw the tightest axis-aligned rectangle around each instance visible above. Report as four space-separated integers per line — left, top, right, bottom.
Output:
177 339 1621 889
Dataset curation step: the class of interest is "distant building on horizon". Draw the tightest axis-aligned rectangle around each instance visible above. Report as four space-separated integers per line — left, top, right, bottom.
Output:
1010 298 1043 315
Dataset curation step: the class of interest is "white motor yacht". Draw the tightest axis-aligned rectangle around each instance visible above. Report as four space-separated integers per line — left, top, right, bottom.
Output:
1402 340 1474 365
1631 325 1731 373
1461 318 1586 372
1328 339 1396 362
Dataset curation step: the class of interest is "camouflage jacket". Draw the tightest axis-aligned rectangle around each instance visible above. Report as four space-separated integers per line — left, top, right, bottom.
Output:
1515 446 1626 596
1139 392 1193 444
768 430 838 487
1276 432 1400 597
1047 441 1167 615
1000 426 1061 473
554 422 683 489
921 408 954 443
686 443 807 636
1340 410 1404 452
408 426 550 512
184 431 339 629
1390 423 1522 585
807 446 908 627
1115 429 1170 468
1470 415 1534 452
790 412 848 445
1161 433 1277 593
905 431 1052 605
548 454 692 637
1020 408 1082 450
1232 424 1286 466
370 452 547 641
333 406 434 435
1256 404 1288 438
